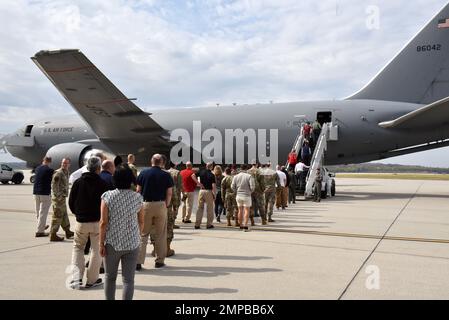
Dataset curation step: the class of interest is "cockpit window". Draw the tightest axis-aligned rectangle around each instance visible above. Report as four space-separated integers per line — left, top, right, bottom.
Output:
25 125 33 137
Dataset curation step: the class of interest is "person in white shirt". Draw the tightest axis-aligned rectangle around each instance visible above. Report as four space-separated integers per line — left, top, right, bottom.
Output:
275 165 287 210
294 161 310 194
231 164 255 231
69 152 106 184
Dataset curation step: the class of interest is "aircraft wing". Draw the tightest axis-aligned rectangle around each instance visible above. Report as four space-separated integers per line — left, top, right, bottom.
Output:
31 50 169 153
378 96 449 129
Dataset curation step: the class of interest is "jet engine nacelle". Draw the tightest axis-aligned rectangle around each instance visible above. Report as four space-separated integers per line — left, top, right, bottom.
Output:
46 142 91 172
45 143 114 172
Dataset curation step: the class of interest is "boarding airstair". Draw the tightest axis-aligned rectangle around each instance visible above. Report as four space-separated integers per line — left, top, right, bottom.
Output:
304 122 331 197
285 124 305 169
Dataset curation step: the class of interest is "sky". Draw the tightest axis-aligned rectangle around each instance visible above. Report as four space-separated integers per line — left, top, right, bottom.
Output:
1 0 449 167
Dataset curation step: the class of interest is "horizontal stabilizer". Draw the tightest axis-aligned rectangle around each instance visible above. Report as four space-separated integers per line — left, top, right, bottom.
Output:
379 96 449 129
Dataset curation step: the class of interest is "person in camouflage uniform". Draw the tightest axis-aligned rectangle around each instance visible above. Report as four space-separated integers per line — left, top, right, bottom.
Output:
288 167 297 204
50 158 74 241
260 163 279 223
247 161 267 225
222 167 238 226
127 154 138 191
314 167 323 202
167 161 182 255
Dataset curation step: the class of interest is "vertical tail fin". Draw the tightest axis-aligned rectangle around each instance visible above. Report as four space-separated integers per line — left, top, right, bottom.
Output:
348 3 449 104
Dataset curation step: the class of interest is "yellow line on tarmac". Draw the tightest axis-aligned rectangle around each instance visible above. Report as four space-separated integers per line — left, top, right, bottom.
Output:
214 225 449 244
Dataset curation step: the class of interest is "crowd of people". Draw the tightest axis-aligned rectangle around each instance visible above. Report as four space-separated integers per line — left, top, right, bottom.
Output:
32 149 324 299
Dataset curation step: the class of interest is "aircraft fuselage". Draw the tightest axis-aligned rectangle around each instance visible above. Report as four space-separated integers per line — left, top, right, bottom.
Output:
6 99 448 168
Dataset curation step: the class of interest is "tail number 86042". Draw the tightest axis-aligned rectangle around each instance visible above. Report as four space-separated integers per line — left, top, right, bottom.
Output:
417 44 442 52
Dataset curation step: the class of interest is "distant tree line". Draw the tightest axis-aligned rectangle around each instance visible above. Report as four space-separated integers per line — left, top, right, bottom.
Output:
328 163 449 174
4 161 449 174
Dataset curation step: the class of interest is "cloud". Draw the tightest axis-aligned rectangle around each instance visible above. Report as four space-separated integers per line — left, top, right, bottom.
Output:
0 0 448 166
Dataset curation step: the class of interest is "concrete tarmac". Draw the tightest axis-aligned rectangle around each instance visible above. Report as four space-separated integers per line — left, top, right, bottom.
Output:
0 176 448 300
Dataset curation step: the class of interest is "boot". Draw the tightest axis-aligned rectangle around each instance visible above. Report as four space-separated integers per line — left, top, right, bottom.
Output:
227 217 232 227
250 217 255 226
50 233 64 242
65 230 74 239
167 241 175 257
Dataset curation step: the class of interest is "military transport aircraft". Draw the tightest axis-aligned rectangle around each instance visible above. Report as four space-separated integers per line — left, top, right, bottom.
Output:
2 3 449 171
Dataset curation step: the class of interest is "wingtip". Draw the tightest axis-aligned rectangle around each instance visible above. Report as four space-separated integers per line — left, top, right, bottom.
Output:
32 49 80 58
378 121 394 129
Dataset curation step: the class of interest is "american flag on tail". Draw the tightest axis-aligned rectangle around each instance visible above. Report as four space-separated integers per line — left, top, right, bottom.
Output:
438 18 449 28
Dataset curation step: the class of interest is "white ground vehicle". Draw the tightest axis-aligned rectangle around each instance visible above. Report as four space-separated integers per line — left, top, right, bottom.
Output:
320 167 336 198
0 164 24 185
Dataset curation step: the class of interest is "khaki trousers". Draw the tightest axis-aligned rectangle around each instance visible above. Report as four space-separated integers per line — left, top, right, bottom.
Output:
275 187 283 208
195 190 214 227
34 195 51 233
138 202 167 265
181 192 194 221
71 221 101 285
282 187 289 207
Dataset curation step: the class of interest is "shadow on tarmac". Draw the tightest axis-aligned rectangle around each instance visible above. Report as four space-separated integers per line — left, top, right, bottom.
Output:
169 253 273 261
133 285 238 294
137 266 282 278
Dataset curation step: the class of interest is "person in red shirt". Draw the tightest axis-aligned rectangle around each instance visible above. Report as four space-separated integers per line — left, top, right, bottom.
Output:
287 149 297 170
180 161 200 223
303 121 312 141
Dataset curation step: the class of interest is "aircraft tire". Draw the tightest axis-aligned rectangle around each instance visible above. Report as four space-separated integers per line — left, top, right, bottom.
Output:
321 184 328 199
331 180 336 196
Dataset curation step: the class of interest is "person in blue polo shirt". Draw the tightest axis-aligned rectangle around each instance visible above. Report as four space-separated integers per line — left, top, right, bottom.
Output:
136 154 173 269
33 156 54 237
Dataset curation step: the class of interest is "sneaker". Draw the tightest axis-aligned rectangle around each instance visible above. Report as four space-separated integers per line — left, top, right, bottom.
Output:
65 230 74 239
35 232 49 237
50 233 64 242
243 226 249 232
85 278 102 289
206 225 215 229
136 264 142 271
268 218 275 222
69 279 82 290
184 220 192 223
194 226 201 229
155 262 165 268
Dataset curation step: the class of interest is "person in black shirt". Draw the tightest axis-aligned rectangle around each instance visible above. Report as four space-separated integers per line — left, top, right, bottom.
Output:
194 162 216 229
33 156 54 237
68 156 109 289
136 154 173 269
99 160 115 190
